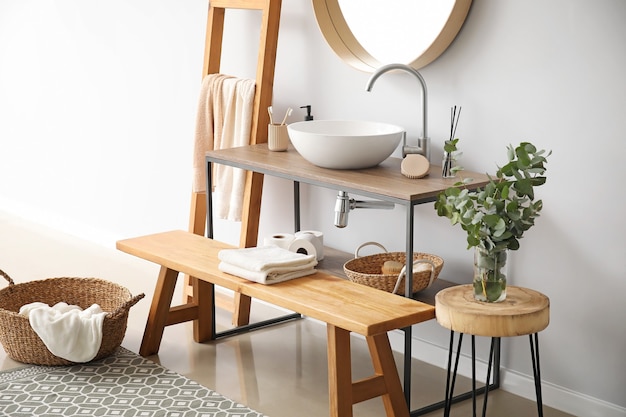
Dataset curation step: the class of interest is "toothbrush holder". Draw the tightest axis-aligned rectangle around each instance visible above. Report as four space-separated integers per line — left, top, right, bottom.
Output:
268 124 289 151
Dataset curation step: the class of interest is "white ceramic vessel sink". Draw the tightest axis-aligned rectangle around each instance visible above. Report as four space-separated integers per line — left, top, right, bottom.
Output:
287 120 404 169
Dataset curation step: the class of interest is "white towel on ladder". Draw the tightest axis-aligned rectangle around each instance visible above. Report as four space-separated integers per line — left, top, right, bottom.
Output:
192 74 256 222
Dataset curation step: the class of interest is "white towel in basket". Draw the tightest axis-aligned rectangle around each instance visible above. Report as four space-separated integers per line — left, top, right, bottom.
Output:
19 302 107 363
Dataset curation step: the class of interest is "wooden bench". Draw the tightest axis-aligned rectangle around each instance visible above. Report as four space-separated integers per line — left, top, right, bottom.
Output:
116 230 435 417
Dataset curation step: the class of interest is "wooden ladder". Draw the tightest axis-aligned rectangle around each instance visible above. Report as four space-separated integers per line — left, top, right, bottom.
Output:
186 0 283 325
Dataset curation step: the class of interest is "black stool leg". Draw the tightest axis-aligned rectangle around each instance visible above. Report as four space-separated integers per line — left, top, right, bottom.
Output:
471 335 477 417
444 330 455 417
444 331 464 417
481 337 496 417
529 333 544 417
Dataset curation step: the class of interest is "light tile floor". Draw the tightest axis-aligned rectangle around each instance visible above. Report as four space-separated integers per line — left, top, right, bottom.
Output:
0 211 574 417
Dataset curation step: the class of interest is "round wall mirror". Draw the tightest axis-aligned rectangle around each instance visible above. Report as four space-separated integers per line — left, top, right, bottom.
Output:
312 0 472 72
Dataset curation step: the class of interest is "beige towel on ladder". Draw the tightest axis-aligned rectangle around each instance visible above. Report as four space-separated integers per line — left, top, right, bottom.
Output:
192 74 256 221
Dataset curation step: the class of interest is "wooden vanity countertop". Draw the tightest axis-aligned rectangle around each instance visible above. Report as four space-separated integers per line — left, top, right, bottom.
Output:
206 144 491 203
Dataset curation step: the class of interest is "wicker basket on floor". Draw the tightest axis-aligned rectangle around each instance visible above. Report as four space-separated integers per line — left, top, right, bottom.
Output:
0 269 144 366
343 242 444 295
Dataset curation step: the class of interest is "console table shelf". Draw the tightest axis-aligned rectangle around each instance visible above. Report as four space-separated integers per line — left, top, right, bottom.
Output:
206 144 490 203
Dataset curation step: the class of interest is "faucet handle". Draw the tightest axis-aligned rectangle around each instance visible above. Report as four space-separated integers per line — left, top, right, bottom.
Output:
402 136 430 161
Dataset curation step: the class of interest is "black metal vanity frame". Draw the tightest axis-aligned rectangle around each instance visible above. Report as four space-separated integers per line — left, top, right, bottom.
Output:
205 145 498 416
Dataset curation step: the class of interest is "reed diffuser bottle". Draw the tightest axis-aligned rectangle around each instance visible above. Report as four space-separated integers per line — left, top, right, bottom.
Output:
442 106 461 178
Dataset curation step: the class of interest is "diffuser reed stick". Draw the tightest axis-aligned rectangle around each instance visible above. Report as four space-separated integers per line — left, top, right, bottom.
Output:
442 106 462 178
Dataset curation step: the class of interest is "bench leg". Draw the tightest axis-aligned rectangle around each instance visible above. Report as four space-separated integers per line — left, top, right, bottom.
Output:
366 333 411 417
233 293 252 326
191 276 214 343
327 325 353 417
140 266 179 356
140 267 216 357
326 325 409 417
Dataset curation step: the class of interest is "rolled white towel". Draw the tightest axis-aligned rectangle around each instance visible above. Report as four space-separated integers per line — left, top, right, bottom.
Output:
19 302 107 363
218 246 317 272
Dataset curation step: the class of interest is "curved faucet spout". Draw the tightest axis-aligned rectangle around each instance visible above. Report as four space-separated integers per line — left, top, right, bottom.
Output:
365 63 429 160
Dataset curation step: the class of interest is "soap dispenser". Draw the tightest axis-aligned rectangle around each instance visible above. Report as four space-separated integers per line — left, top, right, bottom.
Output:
300 105 314 121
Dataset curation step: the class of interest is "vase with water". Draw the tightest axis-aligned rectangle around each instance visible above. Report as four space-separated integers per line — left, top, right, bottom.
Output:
473 247 508 302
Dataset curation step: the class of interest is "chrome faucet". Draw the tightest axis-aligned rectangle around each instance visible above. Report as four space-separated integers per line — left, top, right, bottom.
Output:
365 63 430 161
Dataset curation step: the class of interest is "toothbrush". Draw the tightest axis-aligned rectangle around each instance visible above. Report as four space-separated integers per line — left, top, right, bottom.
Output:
268 106 275 124
280 107 293 125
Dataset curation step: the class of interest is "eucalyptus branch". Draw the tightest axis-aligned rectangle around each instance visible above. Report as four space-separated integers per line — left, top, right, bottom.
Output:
434 142 551 253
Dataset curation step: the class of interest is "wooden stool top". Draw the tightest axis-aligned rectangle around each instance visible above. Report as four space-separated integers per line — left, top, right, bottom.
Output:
435 285 550 337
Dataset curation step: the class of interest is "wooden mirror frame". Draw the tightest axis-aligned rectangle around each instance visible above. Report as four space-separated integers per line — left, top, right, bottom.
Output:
312 0 472 72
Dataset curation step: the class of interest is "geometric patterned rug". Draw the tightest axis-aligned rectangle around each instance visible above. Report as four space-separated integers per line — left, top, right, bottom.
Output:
0 347 267 417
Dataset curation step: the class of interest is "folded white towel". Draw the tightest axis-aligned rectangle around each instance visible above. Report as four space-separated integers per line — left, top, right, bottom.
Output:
219 261 317 284
19 302 107 363
218 246 317 272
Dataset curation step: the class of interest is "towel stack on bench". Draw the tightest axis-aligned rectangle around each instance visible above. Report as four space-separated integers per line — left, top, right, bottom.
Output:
217 246 317 284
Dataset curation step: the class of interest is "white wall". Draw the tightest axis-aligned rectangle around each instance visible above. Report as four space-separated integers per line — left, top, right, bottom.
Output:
1 1 624 416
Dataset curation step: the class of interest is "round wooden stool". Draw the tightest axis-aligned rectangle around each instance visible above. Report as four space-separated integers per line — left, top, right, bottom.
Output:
435 285 550 417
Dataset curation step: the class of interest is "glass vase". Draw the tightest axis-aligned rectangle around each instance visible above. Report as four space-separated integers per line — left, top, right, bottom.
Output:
441 152 456 178
473 247 507 302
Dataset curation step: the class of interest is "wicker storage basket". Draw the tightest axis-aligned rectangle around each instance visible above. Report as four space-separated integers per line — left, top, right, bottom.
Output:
343 242 444 295
0 269 144 366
